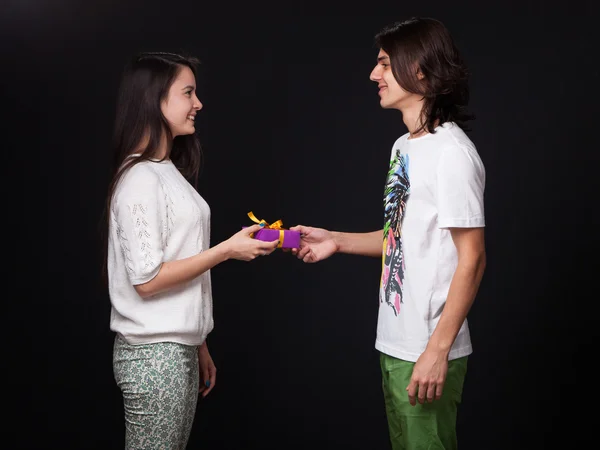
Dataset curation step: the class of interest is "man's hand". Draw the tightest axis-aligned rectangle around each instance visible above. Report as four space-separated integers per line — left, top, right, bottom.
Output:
406 349 449 406
288 225 338 263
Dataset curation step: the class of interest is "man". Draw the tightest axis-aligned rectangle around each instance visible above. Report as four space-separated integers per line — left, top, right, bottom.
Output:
291 17 486 450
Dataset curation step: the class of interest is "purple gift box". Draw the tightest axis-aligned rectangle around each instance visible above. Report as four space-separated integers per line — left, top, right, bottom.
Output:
243 227 301 249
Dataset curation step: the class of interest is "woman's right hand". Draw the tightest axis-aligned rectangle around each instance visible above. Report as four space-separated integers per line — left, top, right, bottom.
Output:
221 224 280 261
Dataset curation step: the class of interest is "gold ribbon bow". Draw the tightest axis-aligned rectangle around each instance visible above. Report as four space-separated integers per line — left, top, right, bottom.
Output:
247 211 285 248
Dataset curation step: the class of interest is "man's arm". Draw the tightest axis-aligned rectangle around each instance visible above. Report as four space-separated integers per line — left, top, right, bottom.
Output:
290 226 383 262
333 229 383 257
406 227 486 406
427 227 486 354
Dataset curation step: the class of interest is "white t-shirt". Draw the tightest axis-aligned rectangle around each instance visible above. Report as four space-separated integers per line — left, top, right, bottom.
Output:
375 122 485 362
108 156 214 346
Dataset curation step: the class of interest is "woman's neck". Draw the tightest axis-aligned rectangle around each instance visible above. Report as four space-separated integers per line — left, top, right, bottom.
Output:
134 132 172 159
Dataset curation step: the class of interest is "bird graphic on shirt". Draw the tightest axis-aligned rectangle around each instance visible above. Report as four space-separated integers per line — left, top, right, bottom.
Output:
380 150 410 316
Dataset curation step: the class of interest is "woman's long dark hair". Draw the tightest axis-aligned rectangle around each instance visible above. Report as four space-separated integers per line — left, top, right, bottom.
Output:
101 52 202 282
375 17 474 133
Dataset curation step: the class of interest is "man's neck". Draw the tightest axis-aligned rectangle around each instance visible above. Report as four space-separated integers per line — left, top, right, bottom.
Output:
399 101 428 139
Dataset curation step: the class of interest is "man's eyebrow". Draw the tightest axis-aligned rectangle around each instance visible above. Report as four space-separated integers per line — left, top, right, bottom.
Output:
377 56 389 62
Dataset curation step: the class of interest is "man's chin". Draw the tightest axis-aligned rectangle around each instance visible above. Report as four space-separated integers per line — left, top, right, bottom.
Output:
379 98 403 110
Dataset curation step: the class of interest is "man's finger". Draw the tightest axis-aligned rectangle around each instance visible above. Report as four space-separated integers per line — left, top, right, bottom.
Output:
303 251 314 263
417 382 428 404
406 381 418 406
290 225 308 234
435 383 444 401
426 383 436 403
297 246 311 260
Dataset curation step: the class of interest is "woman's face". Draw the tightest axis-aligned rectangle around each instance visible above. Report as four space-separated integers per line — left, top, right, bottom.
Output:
161 65 202 137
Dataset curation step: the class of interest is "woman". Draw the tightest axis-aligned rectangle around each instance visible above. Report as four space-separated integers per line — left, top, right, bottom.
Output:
104 52 278 449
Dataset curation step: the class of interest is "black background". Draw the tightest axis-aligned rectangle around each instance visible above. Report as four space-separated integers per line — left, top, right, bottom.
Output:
4 0 598 448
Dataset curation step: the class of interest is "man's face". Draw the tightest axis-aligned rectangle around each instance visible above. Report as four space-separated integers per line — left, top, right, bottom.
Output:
369 49 414 110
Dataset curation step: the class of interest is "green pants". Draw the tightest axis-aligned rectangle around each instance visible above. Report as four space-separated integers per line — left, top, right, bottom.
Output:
380 352 468 450
113 335 200 450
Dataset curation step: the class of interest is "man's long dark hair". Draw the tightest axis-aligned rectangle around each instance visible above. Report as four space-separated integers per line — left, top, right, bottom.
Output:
375 17 474 133
101 52 202 283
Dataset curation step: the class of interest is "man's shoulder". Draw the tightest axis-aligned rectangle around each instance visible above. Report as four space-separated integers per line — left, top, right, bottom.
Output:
391 132 410 150
436 122 477 152
436 125 485 176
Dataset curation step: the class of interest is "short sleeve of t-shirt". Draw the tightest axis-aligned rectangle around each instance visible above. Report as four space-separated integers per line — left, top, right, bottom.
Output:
436 144 485 229
112 165 166 285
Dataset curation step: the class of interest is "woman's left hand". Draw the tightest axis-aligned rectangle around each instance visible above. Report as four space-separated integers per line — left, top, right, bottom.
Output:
198 341 216 397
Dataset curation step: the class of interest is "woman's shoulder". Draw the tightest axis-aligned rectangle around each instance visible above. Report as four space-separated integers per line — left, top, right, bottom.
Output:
114 161 163 201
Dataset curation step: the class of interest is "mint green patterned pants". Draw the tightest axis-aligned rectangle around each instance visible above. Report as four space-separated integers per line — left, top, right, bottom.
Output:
113 335 199 449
